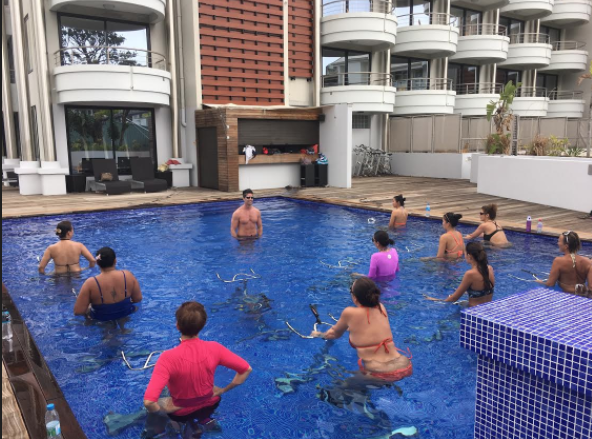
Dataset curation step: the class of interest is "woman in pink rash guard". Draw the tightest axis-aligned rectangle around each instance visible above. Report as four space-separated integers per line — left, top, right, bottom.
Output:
144 302 252 431
368 231 400 280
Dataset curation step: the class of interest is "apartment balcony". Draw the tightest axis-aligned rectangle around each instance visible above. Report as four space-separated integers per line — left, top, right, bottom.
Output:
513 87 549 117
393 13 459 58
538 41 589 73
392 78 456 115
546 91 586 118
321 0 397 50
53 46 171 106
451 0 511 9
541 0 591 27
497 33 552 69
321 73 396 113
454 83 503 116
49 0 166 23
449 24 510 65
501 0 554 20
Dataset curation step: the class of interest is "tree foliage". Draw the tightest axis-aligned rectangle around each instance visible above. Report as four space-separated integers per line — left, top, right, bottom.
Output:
485 81 521 155
61 27 139 66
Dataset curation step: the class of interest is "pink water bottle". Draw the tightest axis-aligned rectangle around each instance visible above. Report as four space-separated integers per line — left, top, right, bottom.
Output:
526 216 532 233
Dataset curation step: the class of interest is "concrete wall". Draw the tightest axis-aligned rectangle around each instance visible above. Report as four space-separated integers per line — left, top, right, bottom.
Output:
321 104 352 188
561 17 592 118
238 164 300 191
353 129 371 148
389 153 473 180
477 156 592 212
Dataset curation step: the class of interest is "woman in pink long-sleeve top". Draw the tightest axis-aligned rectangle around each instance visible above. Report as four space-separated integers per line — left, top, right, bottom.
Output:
367 231 400 281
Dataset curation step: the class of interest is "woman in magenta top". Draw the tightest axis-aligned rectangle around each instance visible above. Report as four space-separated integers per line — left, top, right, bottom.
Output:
368 231 400 280
144 302 252 430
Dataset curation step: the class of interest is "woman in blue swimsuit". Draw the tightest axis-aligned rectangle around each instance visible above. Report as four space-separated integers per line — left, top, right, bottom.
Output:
74 247 143 321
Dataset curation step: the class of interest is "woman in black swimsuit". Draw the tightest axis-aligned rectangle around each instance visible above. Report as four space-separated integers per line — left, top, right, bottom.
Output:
464 204 510 246
39 221 96 275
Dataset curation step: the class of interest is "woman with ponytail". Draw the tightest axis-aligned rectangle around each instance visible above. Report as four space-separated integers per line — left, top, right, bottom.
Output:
39 221 96 275
312 277 413 382
465 203 509 246
425 242 495 307
434 212 465 259
389 194 408 228
367 231 400 280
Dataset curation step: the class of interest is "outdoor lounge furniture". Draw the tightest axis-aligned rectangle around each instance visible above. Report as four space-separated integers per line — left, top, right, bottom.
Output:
90 159 132 195
130 157 168 193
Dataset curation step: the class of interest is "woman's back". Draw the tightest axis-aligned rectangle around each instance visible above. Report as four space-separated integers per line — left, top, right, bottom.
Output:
89 270 133 304
442 231 464 257
466 265 495 306
348 305 396 360
482 221 508 245
50 241 84 271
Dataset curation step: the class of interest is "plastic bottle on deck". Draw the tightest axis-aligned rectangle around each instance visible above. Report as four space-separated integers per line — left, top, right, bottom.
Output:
2 307 12 340
536 219 543 234
45 404 63 439
526 216 532 233
425 203 431 218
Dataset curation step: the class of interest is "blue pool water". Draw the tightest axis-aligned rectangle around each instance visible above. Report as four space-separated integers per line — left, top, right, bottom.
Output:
2 199 590 439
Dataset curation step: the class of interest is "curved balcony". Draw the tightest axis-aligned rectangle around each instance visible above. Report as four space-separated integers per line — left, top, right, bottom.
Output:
49 0 166 23
451 0 511 9
501 0 555 20
321 73 396 113
454 83 503 116
321 0 397 50
393 13 459 58
541 0 591 28
497 33 552 70
546 90 586 118
53 46 171 106
513 87 549 116
449 25 510 65
539 41 589 73
392 78 456 115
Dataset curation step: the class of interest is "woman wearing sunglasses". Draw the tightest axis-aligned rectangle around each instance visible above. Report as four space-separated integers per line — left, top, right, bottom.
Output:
464 204 510 246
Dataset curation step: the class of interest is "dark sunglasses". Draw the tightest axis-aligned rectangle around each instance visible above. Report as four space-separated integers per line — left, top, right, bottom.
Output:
479 212 485 215
245 196 254 200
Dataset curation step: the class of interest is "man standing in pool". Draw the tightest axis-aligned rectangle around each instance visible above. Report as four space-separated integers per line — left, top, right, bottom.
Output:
231 189 263 239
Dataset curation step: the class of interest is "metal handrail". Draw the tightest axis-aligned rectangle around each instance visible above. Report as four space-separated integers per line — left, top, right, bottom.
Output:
322 0 395 16
548 90 585 100
508 33 551 44
515 86 547 98
456 83 504 95
322 72 393 87
393 77 453 91
551 41 587 51
397 12 458 27
54 46 167 70
457 24 507 37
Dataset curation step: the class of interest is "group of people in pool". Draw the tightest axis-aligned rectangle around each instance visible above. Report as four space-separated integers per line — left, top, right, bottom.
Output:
33 190 591 436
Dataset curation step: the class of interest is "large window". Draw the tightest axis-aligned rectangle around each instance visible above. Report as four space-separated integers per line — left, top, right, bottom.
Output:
59 14 150 67
540 25 560 44
448 63 478 92
496 69 521 86
499 16 524 37
396 0 433 27
391 56 430 90
536 73 558 94
450 7 481 35
66 107 156 176
323 48 371 86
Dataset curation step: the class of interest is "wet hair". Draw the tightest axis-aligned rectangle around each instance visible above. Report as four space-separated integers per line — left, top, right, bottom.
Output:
176 302 207 336
394 194 406 206
562 231 581 254
443 212 463 228
55 221 72 239
373 231 394 248
482 204 498 220
351 277 381 308
243 189 254 198
466 242 493 291
95 247 116 269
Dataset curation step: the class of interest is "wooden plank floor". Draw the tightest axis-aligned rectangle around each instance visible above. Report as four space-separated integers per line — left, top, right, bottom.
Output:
2 364 29 439
2 176 591 240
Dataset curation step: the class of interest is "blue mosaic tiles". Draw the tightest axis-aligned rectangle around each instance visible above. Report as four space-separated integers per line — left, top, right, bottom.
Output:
460 288 592 439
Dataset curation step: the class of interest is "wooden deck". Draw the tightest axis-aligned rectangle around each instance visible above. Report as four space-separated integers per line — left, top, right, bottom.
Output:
2 176 591 240
2 364 29 439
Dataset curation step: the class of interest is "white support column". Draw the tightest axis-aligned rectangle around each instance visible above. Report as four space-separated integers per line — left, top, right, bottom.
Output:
2 9 18 160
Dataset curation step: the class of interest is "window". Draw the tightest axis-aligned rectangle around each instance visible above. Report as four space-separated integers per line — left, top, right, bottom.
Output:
391 56 430 90
31 106 40 160
540 25 560 45
448 63 478 93
496 69 521 87
536 73 558 95
322 48 371 86
353 115 370 130
24 16 33 73
450 7 481 35
7 37 15 83
396 0 433 27
66 107 156 176
499 16 524 38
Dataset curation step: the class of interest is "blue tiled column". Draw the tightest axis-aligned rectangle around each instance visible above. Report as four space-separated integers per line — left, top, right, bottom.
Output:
460 288 592 439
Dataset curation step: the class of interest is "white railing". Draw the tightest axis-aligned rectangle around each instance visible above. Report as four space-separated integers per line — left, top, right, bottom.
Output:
551 41 587 51
397 12 457 27
456 83 504 95
508 33 551 44
393 77 453 91
54 46 167 70
322 72 393 87
515 86 547 98
548 90 585 100
457 24 507 37
322 0 395 16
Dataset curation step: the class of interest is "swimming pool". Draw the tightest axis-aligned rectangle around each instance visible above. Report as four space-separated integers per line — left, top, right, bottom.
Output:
2 198 590 439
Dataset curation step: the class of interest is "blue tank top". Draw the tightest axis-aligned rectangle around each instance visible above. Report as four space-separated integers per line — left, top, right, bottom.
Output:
89 272 136 321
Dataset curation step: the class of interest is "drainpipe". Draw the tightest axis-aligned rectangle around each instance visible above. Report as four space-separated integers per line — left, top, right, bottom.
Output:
168 0 180 158
314 0 322 106
32 0 56 162
1 9 17 159
175 0 186 128
9 0 34 162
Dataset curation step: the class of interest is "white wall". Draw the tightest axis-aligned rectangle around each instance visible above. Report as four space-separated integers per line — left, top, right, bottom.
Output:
239 164 300 191
321 104 353 188
353 129 371 147
470 153 485 184
155 107 172 165
389 153 472 179
477 156 592 212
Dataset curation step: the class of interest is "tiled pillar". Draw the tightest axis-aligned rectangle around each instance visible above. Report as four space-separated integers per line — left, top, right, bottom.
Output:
460 289 591 439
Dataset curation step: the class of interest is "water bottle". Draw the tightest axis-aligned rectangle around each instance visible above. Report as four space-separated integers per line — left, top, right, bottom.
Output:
425 203 431 218
526 216 532 233
536 219 543 234
45 404 62 438
2 308 12 340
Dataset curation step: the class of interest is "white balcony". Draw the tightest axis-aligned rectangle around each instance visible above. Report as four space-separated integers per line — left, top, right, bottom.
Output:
501 0 555 20
541 0 591 27
451 0 510 9
513 87 549 117
453 83 503 116
393 13 459 58
53 46 171 106
497 33 552 69
538 42 589 73
449 25 510 65
321 73 396 113
546 91 586 118
392 78 456 115
49 0 166 23
321 0 397 50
